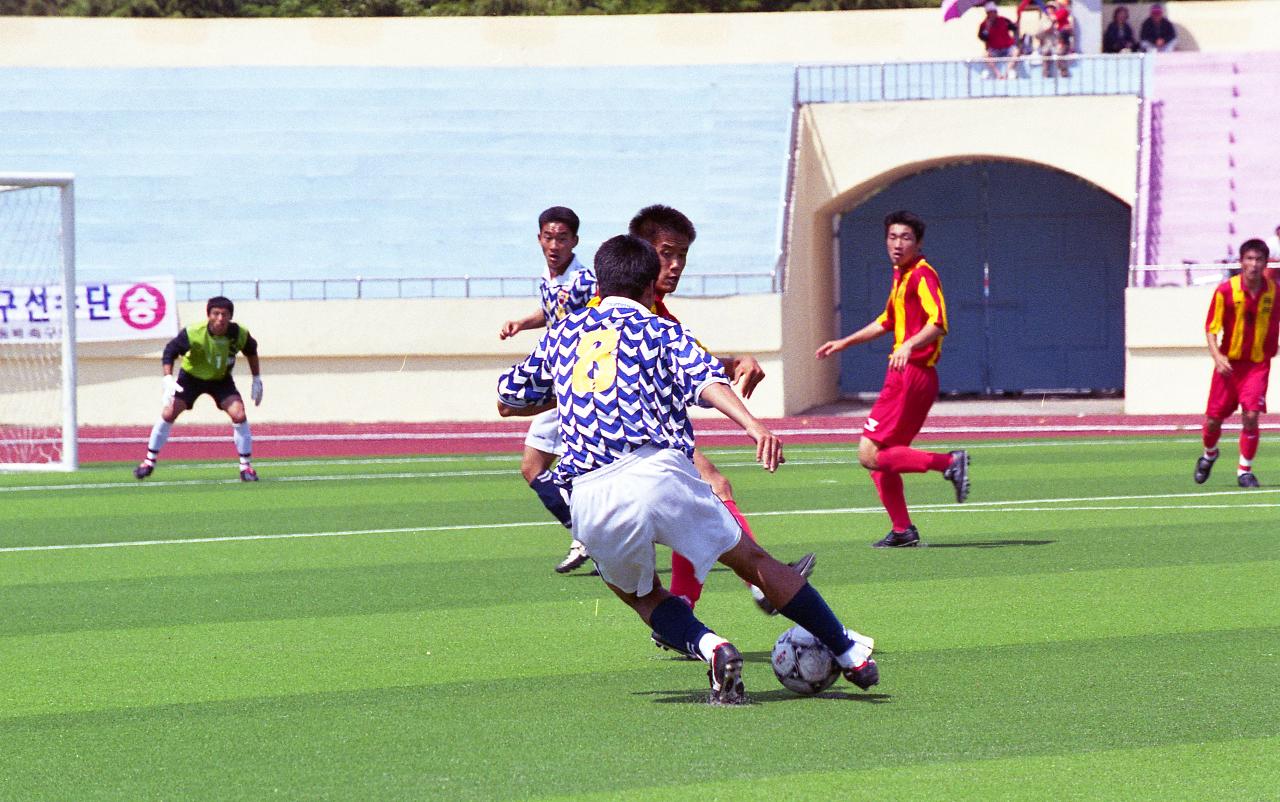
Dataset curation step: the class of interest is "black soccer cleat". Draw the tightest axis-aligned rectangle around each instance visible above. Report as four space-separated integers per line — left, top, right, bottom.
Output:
554 540 590 574
708 641 747 705
943 449 970 503
844 658 880 691
239 467 259 482
753 552 818 616
1193 454 1217 484
133 461 154 480
1238 471 1260 488
650 630 700 661
872 525 921 548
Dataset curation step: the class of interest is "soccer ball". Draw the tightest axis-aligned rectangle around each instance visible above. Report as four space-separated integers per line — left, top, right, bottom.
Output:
771 625 840 695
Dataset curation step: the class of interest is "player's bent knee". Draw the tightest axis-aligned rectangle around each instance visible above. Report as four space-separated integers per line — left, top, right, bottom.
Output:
857 437 880 470
709 474 733 501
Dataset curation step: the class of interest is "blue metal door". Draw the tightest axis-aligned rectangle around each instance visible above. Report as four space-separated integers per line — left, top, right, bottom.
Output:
835 161 1129 396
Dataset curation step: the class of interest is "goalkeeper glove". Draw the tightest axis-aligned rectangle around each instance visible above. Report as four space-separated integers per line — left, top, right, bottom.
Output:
162 375 182 402
250 375 263 406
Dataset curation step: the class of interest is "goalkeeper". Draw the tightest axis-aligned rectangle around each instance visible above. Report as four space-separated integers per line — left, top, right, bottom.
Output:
134 296 264 482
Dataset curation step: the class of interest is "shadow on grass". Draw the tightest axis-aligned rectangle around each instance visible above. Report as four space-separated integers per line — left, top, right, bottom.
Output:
925 539 1055 549
637 688 891 705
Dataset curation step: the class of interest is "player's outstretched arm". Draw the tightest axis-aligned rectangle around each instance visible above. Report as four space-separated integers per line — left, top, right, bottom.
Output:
720 354 766 399
499 309 547 340
815 321 887 359
496 399 555 418
699 382 782 472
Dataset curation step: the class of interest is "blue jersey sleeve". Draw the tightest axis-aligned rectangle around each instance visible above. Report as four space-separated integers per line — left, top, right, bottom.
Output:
664 323 729 408
497 328 556 408
570 268 598 312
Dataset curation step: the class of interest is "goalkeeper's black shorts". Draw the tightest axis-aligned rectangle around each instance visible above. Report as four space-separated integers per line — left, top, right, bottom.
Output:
175 370 241 409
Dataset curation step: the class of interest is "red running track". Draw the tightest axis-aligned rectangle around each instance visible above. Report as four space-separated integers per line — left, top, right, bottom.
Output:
71 414 1216 463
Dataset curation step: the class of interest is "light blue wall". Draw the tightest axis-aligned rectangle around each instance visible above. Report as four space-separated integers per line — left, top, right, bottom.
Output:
1 66 794 286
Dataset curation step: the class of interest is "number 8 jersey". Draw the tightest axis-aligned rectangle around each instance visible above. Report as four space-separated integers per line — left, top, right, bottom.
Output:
497 296 728 487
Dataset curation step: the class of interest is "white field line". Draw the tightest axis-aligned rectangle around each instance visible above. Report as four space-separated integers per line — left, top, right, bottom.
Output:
0 436 1250 493
0 469 516 493
73 422 1280 446
2 489 1275 554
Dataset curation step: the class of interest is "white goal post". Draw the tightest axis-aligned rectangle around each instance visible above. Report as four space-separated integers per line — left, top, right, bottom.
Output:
0 173 78 471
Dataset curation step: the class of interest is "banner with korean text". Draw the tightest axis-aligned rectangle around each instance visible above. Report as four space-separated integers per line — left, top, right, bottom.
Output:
0 277 179 343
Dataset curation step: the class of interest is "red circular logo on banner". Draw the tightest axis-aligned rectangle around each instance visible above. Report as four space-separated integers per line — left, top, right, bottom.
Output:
119 283 167 330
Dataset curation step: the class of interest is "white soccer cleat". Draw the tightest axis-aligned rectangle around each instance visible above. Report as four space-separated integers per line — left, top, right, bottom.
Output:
554 540 590 574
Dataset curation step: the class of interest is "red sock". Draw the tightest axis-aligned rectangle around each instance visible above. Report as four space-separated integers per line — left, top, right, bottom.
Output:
878 446 952 474
1240 430 1260 461
668 499 761 608
1203 421 1222 450
668 552 703 610
871 470 912 531
722 498 758 590
721 499 758 543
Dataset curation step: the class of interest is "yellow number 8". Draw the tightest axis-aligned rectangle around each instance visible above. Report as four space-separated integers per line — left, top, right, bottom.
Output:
571 329 620 393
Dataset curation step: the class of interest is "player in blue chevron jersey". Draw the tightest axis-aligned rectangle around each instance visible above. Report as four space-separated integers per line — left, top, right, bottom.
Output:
497 234 879 704
499 206 598 575
629 204 813 624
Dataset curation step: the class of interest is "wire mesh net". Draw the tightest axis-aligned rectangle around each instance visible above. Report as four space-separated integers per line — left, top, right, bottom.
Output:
0 183 68 468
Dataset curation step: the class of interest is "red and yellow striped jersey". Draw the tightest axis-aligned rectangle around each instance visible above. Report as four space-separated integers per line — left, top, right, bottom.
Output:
875 256 948 367
1205 275 1278 363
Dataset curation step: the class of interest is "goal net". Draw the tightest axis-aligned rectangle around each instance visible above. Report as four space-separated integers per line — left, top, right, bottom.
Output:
0 174 78 471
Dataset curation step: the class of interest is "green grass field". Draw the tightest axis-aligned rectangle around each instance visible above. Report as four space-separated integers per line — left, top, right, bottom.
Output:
2 437 1278 800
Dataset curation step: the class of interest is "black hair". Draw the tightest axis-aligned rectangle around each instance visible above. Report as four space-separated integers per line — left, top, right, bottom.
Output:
628 204 697 244
595 235 660 299
1240 238 1270 261
884 210 926 242
206 296 234 317
538 206 580 236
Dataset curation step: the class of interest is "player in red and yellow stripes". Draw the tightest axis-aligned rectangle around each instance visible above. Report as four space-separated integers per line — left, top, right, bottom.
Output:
1195 238 1277 488
628 205 816 635
816 210 969 547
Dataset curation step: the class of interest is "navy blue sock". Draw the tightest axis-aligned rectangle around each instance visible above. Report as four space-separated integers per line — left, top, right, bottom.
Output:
778 583 854 657
649 596 713 659
529 471 572 528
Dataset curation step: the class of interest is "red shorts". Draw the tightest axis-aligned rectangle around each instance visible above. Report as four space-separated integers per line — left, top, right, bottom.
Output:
863 363 939 447
1206 360 1271 419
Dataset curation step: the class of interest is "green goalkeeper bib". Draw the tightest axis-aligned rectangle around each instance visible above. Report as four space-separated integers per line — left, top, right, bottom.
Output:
181 322 250 381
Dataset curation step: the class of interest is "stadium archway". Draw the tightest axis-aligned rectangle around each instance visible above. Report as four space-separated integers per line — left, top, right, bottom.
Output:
832 159 1130 397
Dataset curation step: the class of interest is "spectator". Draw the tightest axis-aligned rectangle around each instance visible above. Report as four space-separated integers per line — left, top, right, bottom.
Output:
1103 5 1139 53
1036 0 1072 77
978 2 1019 80
1140 3 1178 53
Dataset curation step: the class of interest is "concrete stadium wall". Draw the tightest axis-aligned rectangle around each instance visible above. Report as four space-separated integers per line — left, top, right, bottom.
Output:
782 94 1140 413
78 294 783 425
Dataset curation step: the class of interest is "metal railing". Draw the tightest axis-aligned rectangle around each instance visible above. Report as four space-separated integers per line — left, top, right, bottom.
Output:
1128 264 1234 288
795 53 1145 104
176 271 778 302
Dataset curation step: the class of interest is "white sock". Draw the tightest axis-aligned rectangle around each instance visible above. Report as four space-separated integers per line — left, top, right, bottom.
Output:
834 628 875 669
146 420 172 457
233 421 252 458
1238 457 1252 475
696 632 728 663
1204 447 1219 460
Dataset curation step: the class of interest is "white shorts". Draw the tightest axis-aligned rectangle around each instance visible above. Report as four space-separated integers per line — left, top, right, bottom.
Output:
524 408 563 455
570 445 742 596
